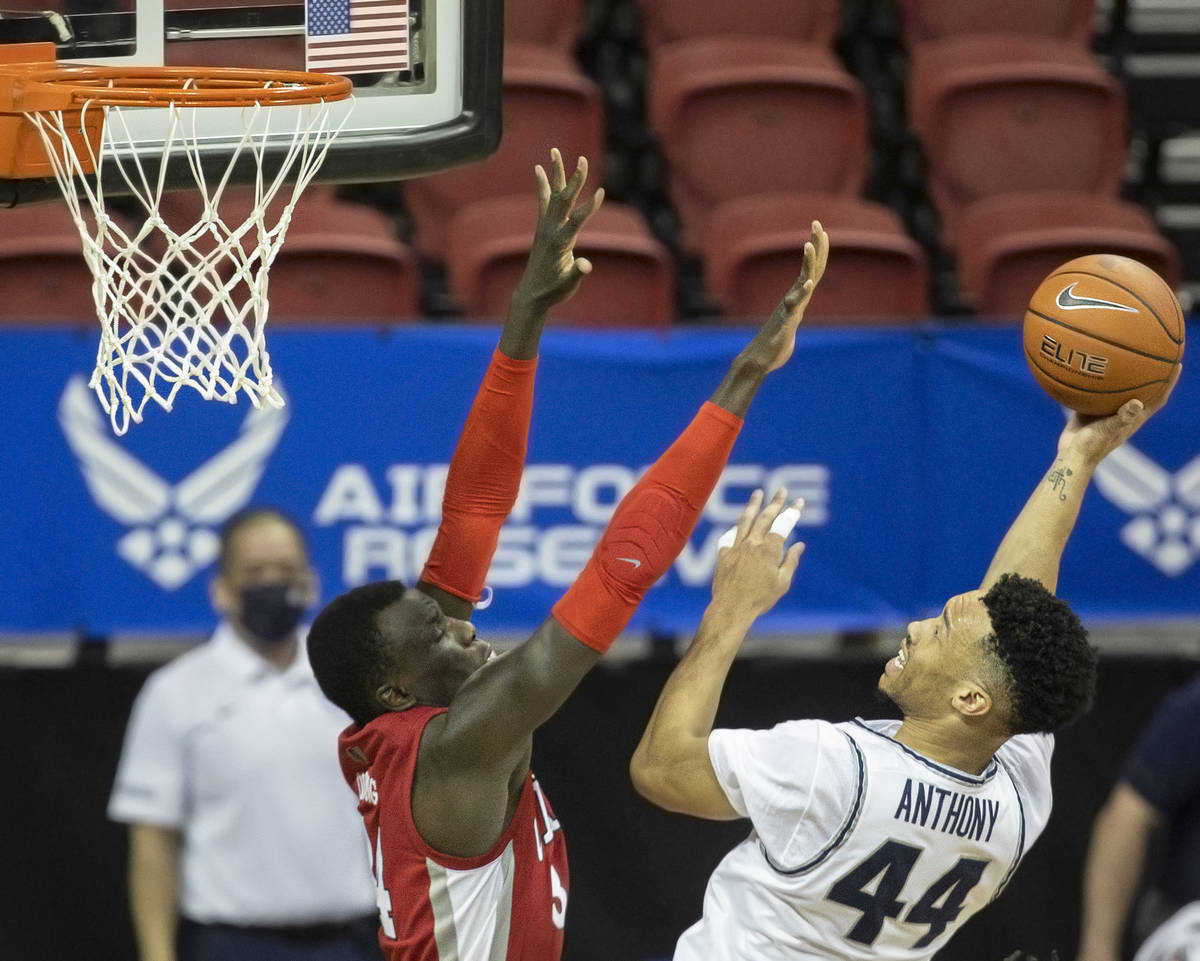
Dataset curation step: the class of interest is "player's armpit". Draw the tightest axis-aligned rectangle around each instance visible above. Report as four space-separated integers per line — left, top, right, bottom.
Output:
630 735 740 821
428 619 601 779
412 620 600 854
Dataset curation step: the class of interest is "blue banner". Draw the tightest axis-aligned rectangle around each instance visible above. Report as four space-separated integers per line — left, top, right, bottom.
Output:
1 324 1196 639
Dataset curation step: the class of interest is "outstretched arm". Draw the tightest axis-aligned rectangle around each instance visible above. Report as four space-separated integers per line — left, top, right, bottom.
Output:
630 490 804 819
981 367 1181 593
419 232 829 854
709 223 828 417
419 149 603 618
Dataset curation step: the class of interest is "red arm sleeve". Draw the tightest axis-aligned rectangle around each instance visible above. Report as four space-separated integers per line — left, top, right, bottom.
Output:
420 349 537 603
552 401 743 652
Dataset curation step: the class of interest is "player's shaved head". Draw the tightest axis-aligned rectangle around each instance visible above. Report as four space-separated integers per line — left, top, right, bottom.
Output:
308 580 410 726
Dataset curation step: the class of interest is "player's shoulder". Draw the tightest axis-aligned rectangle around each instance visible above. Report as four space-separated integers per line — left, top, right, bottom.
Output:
994 732 1055 775
994 733 1056 831
727 717 855 755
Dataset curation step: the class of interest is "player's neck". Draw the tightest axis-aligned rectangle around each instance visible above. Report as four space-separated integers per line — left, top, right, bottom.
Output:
893 717 1003 776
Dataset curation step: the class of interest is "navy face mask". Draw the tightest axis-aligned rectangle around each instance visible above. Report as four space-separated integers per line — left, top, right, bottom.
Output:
239 582 308 643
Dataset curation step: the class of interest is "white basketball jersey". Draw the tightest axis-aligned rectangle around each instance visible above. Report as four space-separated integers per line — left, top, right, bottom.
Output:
675 718 1054 961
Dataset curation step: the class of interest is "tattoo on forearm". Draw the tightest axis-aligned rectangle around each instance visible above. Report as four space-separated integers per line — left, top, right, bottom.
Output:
1047 465 1074 501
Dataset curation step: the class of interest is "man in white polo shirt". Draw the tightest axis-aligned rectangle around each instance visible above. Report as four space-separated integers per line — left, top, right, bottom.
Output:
109 507 379 961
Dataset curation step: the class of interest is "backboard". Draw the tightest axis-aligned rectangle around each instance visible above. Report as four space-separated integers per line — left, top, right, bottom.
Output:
0 0 502 204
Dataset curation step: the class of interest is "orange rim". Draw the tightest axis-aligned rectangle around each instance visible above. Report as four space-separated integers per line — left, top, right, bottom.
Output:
0 64 353 112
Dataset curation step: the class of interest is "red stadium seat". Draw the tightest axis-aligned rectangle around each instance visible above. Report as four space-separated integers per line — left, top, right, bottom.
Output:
445 196 673 327
406 43 605 259
895 0 1095 47
0 201 125 324
506 0 582 53
955 191 1180 317
908 35 1125 242
649 38 867 253
637 0 839 51
263 193 419 323
703 193 928 322
152 186 418 323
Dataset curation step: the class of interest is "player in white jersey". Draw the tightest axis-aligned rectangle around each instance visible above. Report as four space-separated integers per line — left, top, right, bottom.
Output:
631 363 1182 961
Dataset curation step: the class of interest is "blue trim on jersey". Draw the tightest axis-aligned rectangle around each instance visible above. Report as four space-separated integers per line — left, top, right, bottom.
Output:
760 732 867 876
851 719 1000 785
992 753 1028 898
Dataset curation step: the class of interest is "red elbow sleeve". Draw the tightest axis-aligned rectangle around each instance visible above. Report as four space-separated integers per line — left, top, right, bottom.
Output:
553 401 742 652
420 349 537 602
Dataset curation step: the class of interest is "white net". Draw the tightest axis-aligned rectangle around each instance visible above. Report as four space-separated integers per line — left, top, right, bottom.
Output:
25 86 350 434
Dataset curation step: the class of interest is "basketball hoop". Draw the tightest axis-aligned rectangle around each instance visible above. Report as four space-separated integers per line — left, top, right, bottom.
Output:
0 46 353 434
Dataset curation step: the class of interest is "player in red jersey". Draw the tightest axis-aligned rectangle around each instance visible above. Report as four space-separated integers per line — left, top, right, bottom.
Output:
306 148 830 961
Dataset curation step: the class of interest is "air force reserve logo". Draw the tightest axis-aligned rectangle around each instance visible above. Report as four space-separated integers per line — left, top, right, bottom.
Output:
1094 442 1200 577
58 376 290 589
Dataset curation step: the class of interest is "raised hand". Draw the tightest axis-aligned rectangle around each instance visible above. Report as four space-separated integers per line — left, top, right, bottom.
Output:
712 489 806 621
1058 364 1183 466
513 148 605 315
739 220 830 375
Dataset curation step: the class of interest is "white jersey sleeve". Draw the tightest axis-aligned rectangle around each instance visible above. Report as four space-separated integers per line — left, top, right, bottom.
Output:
993 733 1055 838
709 719 862 871
107 670 187 827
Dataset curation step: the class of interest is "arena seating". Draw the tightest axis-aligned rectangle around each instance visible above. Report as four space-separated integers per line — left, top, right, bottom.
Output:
703 192 928 322
954 191 1180 316
406 44 608 261
446 198 673 327
894 0 1095 47
636 0 839 51
407 42 671 324
8 0 1191 326
0 202 125 323
907 35 1126 243
902 28 1180 313
648 38 868 254
153 186 420 323
504 0 582 54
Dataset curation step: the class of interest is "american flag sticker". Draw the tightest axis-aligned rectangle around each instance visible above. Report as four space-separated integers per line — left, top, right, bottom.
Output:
305 0 409 75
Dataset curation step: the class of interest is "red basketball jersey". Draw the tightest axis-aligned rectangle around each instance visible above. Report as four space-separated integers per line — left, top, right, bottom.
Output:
338 708 569 961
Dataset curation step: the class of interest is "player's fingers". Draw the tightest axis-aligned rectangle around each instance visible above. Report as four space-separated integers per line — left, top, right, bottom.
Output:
780 541 806 580
810 220 829 281
534 164 551 212
573 257 593 276
568 186 605 231
751 488 789 538
551 147 570 192
1116 397 1145 425
563 154 589 204
736 489 765 543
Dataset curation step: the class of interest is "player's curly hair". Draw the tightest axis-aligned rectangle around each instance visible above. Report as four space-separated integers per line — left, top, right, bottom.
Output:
982 573 1098 735
307 580 409 727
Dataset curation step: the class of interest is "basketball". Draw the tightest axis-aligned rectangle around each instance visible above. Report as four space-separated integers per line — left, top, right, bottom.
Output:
1022 254 1185 415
